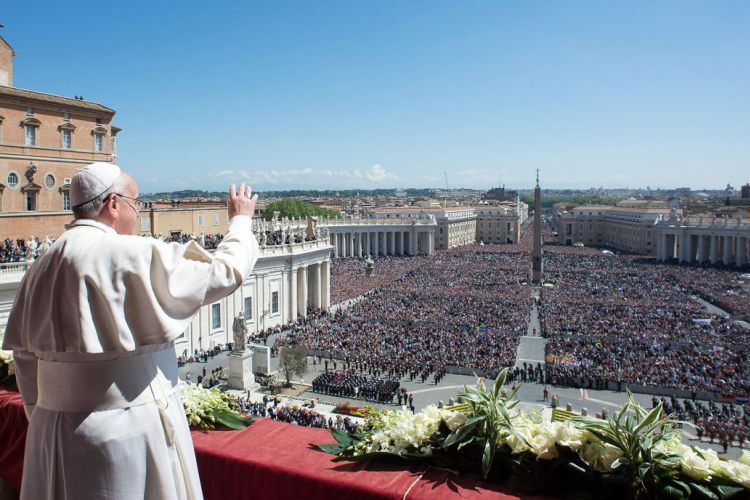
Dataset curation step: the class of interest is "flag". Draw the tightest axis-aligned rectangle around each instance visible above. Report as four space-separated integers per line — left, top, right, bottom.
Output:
736 395 749 404
722 394 736 403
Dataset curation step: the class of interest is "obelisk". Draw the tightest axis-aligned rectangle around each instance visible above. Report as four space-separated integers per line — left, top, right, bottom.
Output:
532 169 543 283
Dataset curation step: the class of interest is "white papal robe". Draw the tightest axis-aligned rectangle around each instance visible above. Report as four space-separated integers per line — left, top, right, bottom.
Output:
2 216 259 500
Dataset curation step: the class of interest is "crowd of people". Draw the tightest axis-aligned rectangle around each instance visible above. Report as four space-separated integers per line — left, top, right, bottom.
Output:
329 256 428 305
542 252 750 396
312 369 401 403
276 250 533 386
0 236 55 263
231 394 362 432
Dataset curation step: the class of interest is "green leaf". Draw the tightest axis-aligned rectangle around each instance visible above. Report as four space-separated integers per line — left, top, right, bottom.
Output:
316 443 352 455
456 436 476 451
330 428 354 444
441 419 481 449
632 404 662 435
610 457 630 470
691 483 720 500
659 479 691 500
214 409 254 430
481 438 495 479
493 368 507 399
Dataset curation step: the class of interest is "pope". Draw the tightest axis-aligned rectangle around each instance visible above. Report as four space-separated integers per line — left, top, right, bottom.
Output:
2 162 259 499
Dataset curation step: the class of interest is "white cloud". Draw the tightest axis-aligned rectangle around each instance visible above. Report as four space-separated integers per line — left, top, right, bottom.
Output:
366 164 398 182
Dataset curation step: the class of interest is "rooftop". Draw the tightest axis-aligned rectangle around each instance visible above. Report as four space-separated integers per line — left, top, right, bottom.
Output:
0 85 115 115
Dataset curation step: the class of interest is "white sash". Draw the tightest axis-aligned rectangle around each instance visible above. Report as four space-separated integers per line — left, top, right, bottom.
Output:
36 347 178 413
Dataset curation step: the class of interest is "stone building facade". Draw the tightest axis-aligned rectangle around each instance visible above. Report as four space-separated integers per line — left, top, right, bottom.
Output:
474 202 528 245
0 33 119 238
367 207 476 250
557 205 672 255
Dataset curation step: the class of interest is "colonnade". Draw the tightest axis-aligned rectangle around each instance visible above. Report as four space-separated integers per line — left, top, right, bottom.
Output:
657 232 750 267
289 260 330 319
329 228 435 258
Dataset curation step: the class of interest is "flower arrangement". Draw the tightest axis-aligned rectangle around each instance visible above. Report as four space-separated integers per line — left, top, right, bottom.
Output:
178 380 253 430
0 346 16 390
333 402 375 418
318 369 750 500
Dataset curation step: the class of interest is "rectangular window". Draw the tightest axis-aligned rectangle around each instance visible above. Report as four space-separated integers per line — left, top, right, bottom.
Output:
211 303 221 330
197 215 204 227
63 112 70 121
271 291 279 314
25 126 37 146
140 217 149 231
94 134 103 152
213 214 219 226
62 129 72 149
62 191 70 211
26 192 36 211
27 107 33 115
244 297 253 320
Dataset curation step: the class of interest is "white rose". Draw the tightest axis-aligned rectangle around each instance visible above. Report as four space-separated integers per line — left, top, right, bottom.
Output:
530 432 558 460
722 461 750 488
680 450 712 482
580 442 623 473
441 410 468 432
506 428 533 454
599 444 624 472
738 450 750 467
550 421 583 451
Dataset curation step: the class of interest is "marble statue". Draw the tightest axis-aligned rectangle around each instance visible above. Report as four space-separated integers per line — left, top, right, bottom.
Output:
232 312 248 353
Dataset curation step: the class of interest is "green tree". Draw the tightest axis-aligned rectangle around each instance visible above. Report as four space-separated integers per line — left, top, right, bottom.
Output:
263 198 341 221
279 346 308 387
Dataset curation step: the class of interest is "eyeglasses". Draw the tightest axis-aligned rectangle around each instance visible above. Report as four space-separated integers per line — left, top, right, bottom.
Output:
111 193 145 212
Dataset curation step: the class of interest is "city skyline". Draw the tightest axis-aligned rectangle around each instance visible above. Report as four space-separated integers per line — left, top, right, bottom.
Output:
2 1 749 192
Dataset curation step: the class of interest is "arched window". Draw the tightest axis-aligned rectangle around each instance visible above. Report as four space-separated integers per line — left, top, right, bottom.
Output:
45 174 55 189
7 172 18 188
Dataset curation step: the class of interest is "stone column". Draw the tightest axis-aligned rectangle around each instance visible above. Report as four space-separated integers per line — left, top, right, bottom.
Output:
724 236 734 266
321 260 330 308
332 233 338 258
298 266 308 318
357 233 362 258
314 263 322 308
362 232 368 256
410 231 417 256
290 267 298 320
374 231 380 256
680 233 692 263
737 236 747 267
658 233 666 261
697 236 707 264
710 235 719 264
389 231 396 255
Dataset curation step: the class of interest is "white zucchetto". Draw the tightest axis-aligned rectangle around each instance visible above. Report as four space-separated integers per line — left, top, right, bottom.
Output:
70 162 122 207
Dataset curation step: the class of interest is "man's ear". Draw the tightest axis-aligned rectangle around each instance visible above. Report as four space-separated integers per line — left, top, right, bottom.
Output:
105 194 119 220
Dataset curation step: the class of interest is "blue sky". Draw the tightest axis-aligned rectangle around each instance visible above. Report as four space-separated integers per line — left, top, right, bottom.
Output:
3 1 749 192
